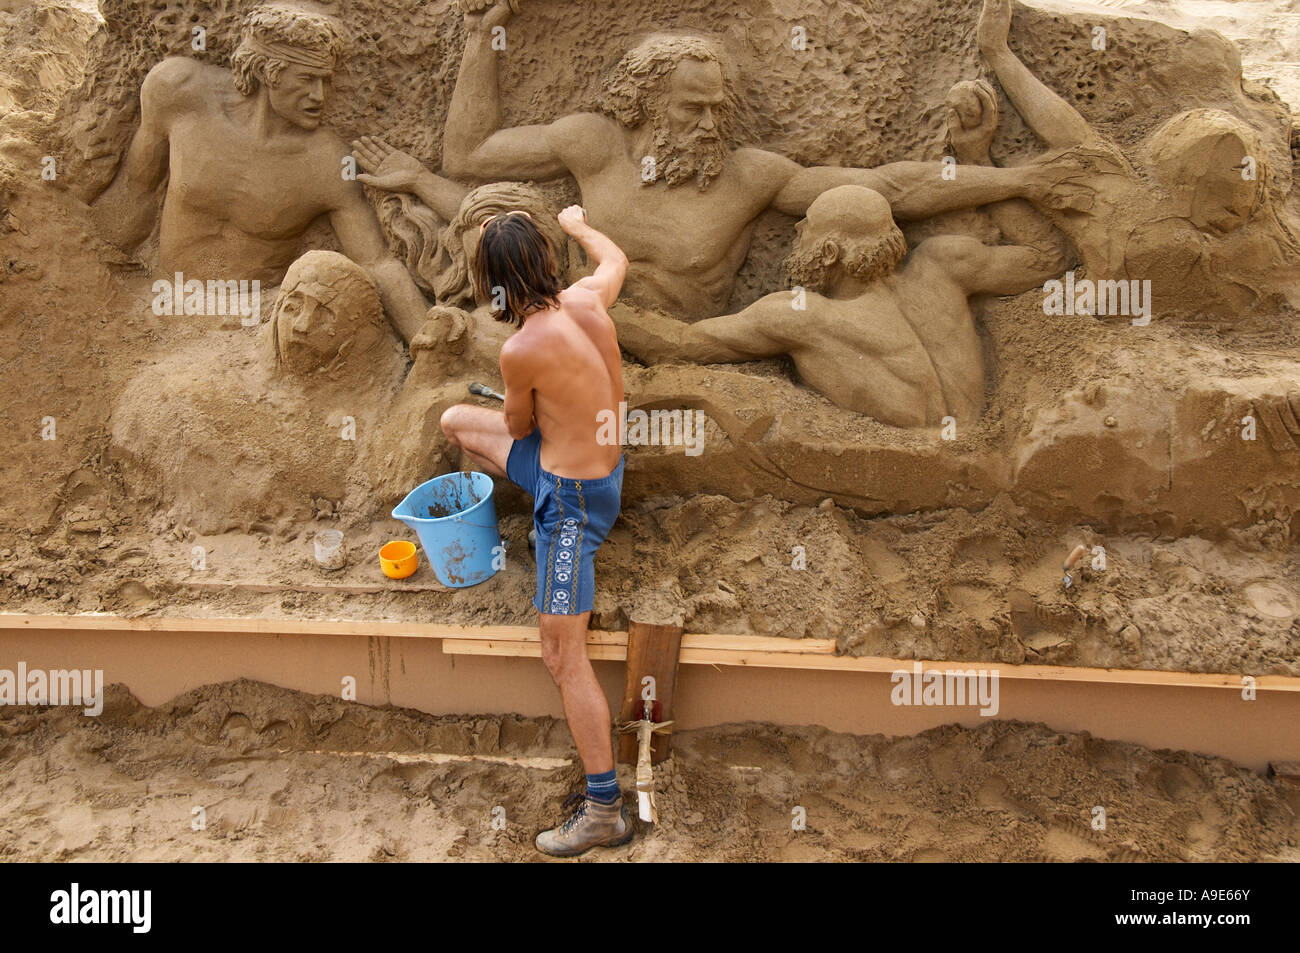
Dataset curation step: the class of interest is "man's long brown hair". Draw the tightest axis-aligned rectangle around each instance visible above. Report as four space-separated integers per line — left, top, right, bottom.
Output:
473 213 563 326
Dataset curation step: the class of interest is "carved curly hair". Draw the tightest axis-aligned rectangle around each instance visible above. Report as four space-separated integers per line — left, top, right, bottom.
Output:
597 33 741 135
231 3 346 96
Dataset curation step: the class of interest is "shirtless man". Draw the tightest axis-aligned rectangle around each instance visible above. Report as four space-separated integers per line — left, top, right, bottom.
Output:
613 186 1062 426
439 205 631 857
91 3 437 342
442 1 1072 321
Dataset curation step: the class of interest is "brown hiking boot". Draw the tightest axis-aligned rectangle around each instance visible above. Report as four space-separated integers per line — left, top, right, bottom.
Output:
535 792 634 857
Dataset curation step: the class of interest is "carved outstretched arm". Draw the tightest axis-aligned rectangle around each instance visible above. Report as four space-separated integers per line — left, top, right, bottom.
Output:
919 234 1059 298
443 2 570 180
331 190 431 344
615 296 794 366
769 151 1052 220
978 0 1092 150
352 136 468 221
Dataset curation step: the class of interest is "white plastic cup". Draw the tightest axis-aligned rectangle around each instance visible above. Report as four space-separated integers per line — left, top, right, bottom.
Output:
313 530 346 571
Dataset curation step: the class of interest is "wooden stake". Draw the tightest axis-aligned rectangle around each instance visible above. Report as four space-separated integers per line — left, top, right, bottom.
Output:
617 620 683 765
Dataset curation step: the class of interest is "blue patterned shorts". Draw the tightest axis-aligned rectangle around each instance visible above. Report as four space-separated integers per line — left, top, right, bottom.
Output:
506 429 624 615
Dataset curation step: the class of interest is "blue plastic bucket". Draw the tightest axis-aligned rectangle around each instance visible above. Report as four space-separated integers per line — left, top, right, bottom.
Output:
391 472 502 588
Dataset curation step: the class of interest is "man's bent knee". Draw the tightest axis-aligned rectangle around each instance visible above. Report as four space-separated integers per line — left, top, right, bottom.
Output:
440 404 468 446
539 614 592 683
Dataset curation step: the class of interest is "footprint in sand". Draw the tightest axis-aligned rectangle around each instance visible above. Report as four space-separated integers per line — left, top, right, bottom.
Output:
975 774 1033 816
1040 818 1108 862
1145 762 1209 801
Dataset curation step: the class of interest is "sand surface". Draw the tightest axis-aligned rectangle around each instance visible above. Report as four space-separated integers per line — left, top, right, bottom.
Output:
0 678 1296 862
1081 0 1300 111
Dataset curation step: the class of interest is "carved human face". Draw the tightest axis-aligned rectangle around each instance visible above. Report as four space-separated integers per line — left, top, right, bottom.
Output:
274 279 342 373
1189 135 1259 235
267 62 333 130
663 59 727 140
784 188 904 291
649 59 731 188
784 214 838 292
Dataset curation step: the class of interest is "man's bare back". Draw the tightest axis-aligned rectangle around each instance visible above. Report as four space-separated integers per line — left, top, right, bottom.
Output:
501 283 624 478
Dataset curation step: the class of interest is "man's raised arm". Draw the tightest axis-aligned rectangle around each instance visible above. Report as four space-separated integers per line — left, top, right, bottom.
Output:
561 206 628 309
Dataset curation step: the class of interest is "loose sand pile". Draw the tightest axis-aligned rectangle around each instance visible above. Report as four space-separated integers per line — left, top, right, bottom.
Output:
0 679 1295 861
4 489 1298 675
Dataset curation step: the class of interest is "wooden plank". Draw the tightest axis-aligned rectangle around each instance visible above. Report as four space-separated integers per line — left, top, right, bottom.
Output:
4 613 1299 692
674 648 1300 690
180 580 450 595
617 621 684 765
441 639 629 662
682 633 836 654
5 614 1296 771
0 613 627 645
1270 761 1300 783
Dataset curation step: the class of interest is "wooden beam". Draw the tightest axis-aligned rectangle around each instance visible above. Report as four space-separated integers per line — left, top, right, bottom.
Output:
441 639 629 661
4 613 1298 692
617 621 684 765
5 613 1297 771
180 580 450 596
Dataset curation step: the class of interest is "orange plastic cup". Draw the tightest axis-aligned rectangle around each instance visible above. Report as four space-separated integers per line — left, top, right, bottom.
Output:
379 540 418 579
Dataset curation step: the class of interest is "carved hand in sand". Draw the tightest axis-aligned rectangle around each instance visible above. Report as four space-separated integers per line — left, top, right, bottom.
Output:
1254 392 1300 454
459 0 521 31
352 136 427 194
978 0 1014 54
412 306 472 356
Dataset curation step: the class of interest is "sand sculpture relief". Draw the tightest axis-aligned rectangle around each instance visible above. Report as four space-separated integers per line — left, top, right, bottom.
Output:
110 250 411 534
88 2 434 341
2 0 1299 671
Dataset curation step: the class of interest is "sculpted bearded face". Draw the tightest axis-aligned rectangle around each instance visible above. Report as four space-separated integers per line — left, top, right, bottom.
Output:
782 187 908 293
649 59 731 188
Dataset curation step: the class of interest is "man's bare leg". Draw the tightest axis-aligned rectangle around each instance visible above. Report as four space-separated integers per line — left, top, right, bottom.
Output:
538 610 614 773
444 404 628 853
532 607 629 854
439 403 513 477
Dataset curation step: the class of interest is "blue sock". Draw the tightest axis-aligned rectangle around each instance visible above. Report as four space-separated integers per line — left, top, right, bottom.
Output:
585 769 620 804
